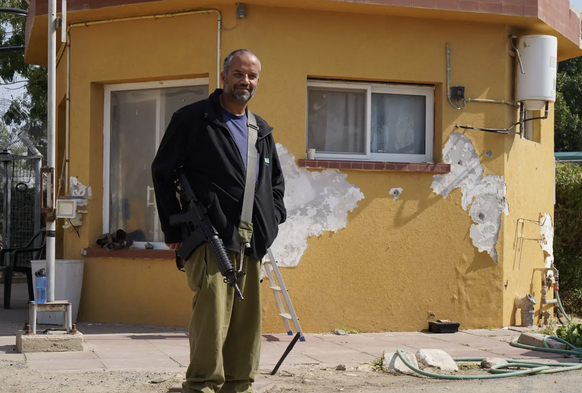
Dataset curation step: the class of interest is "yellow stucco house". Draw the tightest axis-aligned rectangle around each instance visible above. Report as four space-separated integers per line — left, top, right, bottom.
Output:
24 0 582 333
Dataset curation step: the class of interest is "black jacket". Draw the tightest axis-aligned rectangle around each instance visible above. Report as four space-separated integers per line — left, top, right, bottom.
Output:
151 89 286 261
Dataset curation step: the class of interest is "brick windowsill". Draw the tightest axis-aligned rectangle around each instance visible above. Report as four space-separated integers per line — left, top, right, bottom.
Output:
81 248 175 259
298 159 450 173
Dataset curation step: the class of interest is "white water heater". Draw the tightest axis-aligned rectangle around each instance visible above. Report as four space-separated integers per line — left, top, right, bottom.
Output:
515 35 558 111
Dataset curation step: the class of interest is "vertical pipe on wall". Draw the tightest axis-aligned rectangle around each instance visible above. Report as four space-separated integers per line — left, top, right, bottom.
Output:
47 0 57 302
64 33 70 194
60 9 223 195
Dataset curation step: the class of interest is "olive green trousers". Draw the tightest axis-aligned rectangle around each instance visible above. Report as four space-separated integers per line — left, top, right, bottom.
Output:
182 244 262 393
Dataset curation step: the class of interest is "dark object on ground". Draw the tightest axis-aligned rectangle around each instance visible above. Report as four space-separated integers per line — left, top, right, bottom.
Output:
429 321 460 333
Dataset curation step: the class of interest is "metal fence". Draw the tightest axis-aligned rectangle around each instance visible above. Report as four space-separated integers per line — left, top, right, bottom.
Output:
0 134 42 254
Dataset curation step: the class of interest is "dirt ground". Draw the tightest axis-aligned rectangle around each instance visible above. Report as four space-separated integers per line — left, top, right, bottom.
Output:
0 355 489 393
3 358 582 393
0 358 552 393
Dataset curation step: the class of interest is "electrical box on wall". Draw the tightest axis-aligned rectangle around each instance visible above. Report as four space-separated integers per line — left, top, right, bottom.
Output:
451 86 465 99
56 198 78 219
236 3 246 18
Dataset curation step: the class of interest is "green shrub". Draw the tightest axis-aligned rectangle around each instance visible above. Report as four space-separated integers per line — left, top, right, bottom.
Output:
554 162 582 316
555 322 582 348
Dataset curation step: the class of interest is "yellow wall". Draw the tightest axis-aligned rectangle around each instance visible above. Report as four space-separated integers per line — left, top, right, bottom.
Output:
55 3 557 332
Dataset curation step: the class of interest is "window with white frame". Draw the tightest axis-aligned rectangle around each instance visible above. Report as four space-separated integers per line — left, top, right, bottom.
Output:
307 81 434 162
103 79 209 248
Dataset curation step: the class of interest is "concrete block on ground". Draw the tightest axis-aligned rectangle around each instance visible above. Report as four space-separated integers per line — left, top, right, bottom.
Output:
481 357 508 369
16 330 84 353
384 350 418 375
517 332 566 350
416 349 458 372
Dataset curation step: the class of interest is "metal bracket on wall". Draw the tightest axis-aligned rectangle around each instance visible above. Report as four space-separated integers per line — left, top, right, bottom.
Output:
514 216 545 251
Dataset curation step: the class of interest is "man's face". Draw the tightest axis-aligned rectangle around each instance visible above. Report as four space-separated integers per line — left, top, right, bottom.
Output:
221 53 261 105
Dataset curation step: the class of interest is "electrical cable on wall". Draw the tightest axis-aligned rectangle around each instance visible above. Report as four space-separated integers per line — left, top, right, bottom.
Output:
456 102 549 135
446 42 520 110
67 218 80 238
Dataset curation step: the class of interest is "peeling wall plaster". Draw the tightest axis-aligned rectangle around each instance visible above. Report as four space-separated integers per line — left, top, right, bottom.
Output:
540 213 554 269
431 133 509 262
70 177 92 205
270 144 365 267
389 188 403 200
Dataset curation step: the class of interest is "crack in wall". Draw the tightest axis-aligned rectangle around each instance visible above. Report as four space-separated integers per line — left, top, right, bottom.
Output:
270 144 365 267
431 133 509 262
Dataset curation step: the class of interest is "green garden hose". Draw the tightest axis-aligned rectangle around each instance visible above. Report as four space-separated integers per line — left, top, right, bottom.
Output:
396 345 582 380
556 290 573 324
509 335 582 359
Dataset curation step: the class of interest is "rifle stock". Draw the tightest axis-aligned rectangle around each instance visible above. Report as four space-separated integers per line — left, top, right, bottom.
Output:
170 169 245 301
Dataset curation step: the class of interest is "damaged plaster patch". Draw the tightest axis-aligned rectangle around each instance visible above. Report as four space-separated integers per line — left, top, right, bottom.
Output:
431 133 509 262
389 188 403 200
540 213 554 268
69 177 92 205
270 144 365 267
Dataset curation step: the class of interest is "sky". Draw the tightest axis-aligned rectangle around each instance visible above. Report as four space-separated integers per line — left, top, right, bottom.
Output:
572 0 582 11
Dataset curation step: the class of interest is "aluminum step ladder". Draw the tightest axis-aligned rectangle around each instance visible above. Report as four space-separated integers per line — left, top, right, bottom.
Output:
263 248 305 341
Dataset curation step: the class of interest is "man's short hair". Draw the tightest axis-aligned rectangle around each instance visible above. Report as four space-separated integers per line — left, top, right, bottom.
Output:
222 49 261 75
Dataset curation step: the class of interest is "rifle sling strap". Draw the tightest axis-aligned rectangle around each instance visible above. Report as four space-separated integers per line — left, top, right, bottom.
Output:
238 110 259 248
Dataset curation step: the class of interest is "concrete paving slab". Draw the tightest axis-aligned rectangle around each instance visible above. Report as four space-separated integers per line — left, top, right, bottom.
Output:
98 356 183 371
25 351 99 361
0 352 25 361
259 351 322 367
26 358 105 370
93 348 171 360
298 350 377 365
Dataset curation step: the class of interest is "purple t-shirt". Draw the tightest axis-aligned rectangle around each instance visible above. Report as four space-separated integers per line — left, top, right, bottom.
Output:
222 108 260 177
222 109 249 168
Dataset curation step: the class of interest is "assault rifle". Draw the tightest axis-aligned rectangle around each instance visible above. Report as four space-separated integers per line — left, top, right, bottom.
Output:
169 169 245 301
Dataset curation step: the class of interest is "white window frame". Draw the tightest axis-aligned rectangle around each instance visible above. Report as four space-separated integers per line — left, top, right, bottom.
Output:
102 78 209 249
307 80 434 163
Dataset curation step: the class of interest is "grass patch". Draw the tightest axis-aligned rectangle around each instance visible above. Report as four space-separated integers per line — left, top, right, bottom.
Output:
369 352 385 371
458 363 481 370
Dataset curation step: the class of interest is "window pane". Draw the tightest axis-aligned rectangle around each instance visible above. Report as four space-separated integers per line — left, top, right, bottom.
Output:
371 93 426 155
307 88 366 155
109 85 208 243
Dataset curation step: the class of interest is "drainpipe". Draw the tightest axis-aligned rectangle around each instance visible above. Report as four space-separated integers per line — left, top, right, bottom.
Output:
55 8 223 194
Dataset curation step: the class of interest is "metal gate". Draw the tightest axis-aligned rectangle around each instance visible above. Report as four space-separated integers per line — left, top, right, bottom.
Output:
0 133 42 250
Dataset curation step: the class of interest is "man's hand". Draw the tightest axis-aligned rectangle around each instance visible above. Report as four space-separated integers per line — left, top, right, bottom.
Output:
166 242 183 251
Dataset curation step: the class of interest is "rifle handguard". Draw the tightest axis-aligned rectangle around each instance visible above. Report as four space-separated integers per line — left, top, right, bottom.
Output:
209 235 245 301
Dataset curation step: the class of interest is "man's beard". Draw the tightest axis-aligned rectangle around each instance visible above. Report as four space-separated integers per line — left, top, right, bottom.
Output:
224 82 255 104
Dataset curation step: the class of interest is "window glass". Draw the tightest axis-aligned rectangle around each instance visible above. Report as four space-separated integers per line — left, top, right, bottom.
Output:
108 85 208 243
371 93 426 155
307 81 433 162
307 88 366 155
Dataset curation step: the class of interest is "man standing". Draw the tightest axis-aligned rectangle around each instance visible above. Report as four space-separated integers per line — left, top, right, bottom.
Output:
151 49 286 393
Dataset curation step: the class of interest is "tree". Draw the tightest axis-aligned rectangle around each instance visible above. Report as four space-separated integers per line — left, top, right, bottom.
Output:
0 0 47 153
555 57 582 152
